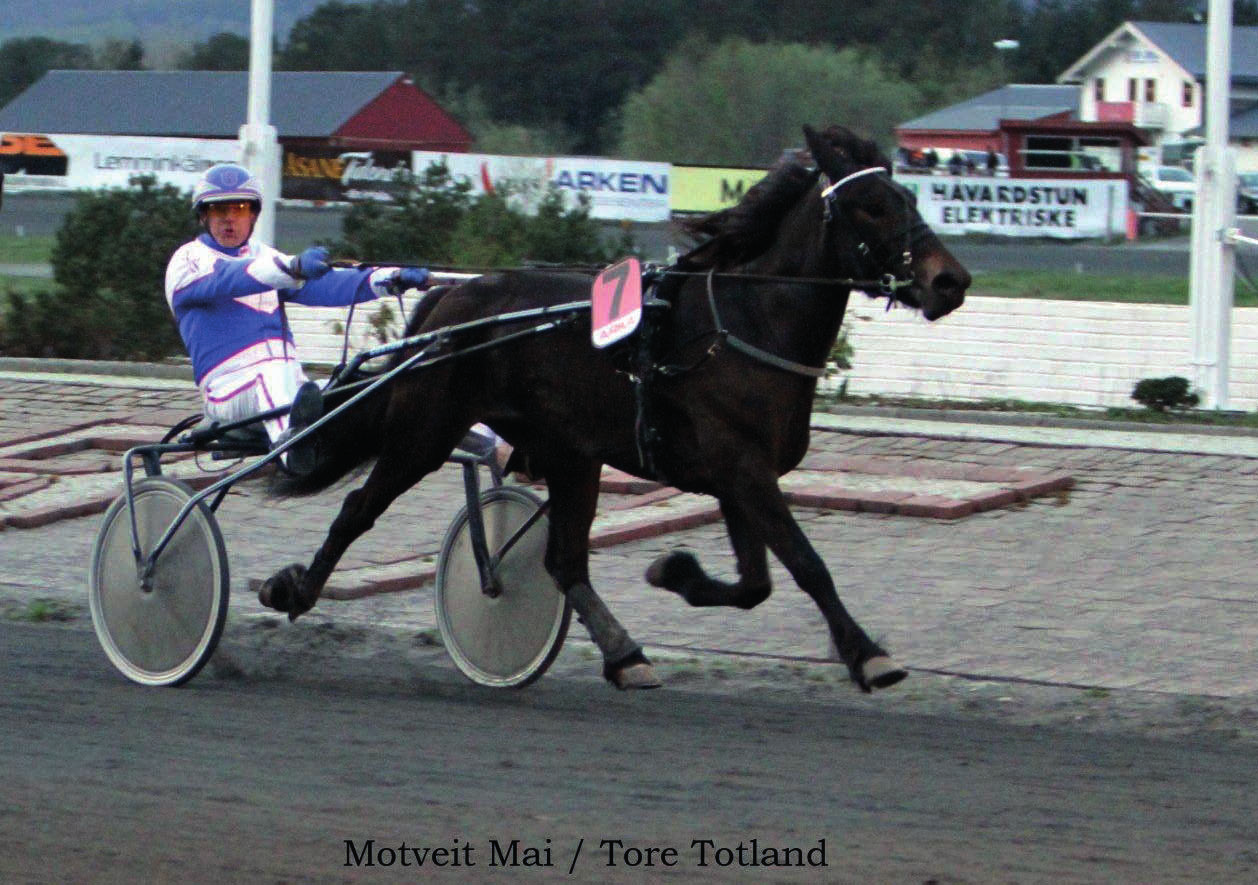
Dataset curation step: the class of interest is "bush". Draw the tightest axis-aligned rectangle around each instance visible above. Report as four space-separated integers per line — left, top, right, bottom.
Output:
1131 376 1200 412
336 163 474 264
336 161 631 268
1 175 194 359
0 165 631 362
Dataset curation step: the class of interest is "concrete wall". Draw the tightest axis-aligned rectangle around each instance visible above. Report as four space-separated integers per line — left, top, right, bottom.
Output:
838 294 1258 410
290 293 1258 412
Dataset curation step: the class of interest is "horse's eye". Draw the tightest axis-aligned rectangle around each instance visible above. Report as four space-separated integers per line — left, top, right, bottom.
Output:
857 201 888 220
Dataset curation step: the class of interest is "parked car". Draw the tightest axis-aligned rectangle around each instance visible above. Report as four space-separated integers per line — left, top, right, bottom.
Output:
1238 171 1258 215
1147 165 1195 211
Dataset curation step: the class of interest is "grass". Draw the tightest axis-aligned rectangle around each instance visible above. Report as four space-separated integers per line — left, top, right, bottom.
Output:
1 598 83 622
970 268 1258 306
970 269 1190 304
0 233 55 264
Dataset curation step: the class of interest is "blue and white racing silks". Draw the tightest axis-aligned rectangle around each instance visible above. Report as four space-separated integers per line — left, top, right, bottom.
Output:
164 232 395 385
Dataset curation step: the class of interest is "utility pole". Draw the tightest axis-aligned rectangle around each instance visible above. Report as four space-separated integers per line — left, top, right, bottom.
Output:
1188 0 1238 409
240 0 280 245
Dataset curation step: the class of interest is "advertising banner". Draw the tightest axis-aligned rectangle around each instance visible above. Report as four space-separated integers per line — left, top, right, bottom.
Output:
903 175 1129 239
0 133 238 192
670 166 767 213
412 151 671 222
282 147 413 202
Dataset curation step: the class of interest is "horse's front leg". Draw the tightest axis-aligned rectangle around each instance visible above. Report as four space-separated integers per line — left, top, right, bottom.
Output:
259 440 448 620
727 477 905 692
646 499 772 609
542 458 659 689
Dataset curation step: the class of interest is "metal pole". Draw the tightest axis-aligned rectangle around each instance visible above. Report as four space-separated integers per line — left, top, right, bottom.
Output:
1188 0 1237 409
240 0 280 246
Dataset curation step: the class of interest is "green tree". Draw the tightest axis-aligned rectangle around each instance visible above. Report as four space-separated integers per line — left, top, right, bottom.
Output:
336 160 625 268
619 40 921 165
2 176 195 360
176 32 251 70
336 161 475 263
0 37 93 106
278 0 687 154
280 0 422 71
93 38 145 70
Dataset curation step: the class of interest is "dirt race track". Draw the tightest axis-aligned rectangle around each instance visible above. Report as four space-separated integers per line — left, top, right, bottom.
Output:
3 619 1257 885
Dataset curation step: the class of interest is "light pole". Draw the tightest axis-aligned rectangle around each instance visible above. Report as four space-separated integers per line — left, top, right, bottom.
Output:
242 0 280 245
994 39 1020 161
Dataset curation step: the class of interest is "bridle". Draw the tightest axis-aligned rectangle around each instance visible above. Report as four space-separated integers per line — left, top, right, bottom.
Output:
646 163 936 382
819 165 934 300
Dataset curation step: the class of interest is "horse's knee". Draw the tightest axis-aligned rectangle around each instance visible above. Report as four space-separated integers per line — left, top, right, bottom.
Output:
647 550 769 609
733 582 771 610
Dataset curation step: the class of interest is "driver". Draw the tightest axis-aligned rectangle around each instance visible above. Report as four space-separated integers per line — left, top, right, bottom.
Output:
164 162 430 473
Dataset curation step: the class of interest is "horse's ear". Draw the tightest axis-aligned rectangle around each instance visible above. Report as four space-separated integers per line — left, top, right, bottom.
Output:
802 125 840 176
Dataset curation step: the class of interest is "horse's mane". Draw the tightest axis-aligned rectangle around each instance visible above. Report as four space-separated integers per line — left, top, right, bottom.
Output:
679 126 890 269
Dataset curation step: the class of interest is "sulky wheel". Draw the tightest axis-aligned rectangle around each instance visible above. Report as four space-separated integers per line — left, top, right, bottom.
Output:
89 476 229 687
435 485 570 688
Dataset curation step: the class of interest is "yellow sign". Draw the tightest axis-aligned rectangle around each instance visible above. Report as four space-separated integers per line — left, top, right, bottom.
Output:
671 166 767 213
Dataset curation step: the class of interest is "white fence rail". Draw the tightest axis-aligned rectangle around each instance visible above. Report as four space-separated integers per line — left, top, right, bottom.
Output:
837 295 1258 410
291 289 1258 412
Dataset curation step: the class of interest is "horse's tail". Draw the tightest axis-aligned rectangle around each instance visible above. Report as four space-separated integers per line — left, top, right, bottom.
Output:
272 284 456 496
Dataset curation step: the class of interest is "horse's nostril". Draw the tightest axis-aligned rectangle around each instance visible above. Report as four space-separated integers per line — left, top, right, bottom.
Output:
933 269 971 298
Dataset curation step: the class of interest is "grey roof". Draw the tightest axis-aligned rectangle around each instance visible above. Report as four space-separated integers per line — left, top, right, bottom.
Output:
1059 21 1258 85
1129 20 1258 80
897 84 1080 132
0 70 404 137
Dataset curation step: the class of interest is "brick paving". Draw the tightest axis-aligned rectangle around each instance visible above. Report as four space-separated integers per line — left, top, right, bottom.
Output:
2 371 1257 699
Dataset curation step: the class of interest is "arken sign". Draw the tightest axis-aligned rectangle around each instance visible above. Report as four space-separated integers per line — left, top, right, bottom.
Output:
413 151 670 222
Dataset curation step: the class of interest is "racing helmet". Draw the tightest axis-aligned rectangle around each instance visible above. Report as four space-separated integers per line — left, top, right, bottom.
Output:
192 163 262 211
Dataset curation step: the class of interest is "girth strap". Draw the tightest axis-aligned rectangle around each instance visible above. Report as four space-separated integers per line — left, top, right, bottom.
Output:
705 269 827 378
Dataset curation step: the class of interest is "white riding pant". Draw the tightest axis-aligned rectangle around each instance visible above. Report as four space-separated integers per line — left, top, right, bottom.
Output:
200 352 310 445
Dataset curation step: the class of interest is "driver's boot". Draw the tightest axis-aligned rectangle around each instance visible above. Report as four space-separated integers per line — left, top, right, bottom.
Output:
276 381 322 476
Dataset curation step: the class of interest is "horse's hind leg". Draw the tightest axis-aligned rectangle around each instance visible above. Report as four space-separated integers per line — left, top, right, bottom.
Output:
259 423 461 620
646 500 772 609
542 458 659 690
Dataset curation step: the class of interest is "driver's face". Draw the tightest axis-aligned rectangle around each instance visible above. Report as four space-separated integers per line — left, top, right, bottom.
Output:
204 200 258 249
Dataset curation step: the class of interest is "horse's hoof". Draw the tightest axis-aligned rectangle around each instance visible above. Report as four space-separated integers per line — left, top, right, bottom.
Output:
862 656 908 690
645 551 702 590
258 563 307 616
612 662 662 690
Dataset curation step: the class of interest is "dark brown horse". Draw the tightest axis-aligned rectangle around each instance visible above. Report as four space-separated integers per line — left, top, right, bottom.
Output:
259 124 970 692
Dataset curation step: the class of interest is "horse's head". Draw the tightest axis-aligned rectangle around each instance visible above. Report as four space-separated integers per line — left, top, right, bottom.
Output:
803 124 969 321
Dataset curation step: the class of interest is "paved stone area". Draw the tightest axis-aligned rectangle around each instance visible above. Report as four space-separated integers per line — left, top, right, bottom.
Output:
2 370 1257 701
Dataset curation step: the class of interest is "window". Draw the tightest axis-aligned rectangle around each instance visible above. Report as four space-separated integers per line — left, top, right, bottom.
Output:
1183 80 1194 107
1129 78 1138 101
1095 78 1105 103
1022 135 1121 172
1145 78 1157 102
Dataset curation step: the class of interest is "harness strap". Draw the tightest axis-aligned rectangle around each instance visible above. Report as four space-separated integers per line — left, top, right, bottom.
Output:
820 166 886 199
704 269 827 378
